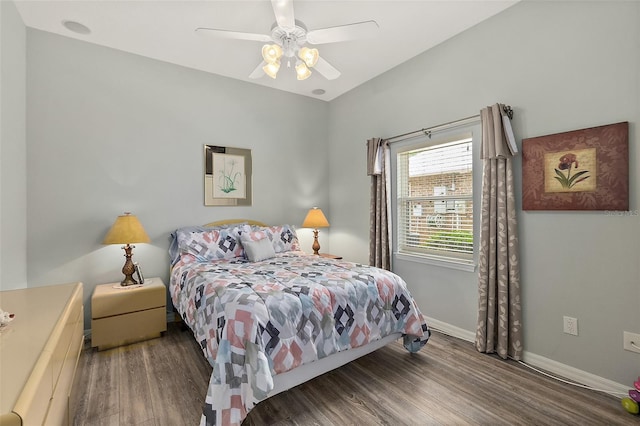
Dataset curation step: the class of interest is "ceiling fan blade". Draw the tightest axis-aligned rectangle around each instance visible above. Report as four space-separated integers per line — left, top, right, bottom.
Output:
249 61 267 79
313 57 341 80
307 20 379 44
271 0 295 31
195 27 272 43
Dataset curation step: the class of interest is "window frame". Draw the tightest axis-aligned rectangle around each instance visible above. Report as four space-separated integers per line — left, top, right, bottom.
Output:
390 120 482 272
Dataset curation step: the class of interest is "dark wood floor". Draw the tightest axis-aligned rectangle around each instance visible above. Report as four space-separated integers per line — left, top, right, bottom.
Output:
74 324 636 425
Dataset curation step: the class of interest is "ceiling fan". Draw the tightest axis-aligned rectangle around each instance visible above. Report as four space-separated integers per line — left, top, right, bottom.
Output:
196 0 378 81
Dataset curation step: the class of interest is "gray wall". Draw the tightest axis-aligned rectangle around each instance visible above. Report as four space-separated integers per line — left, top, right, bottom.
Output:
0 0 27 290
328 1 639 386
25 29 329 326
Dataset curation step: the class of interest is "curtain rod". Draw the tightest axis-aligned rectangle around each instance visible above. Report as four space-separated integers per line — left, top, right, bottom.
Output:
383 105 513 144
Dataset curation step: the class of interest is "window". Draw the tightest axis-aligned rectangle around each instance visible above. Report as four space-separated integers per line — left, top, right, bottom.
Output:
394 128 478 269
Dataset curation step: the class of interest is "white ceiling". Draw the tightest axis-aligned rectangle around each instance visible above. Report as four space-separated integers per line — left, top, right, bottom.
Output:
14 0 517 101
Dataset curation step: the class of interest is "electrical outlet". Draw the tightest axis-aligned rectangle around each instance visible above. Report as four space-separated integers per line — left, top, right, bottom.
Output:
563 316 578 336
623 332 640 354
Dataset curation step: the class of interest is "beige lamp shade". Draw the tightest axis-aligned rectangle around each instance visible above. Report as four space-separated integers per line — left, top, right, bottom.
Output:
103 213 150 245
302 207 330 228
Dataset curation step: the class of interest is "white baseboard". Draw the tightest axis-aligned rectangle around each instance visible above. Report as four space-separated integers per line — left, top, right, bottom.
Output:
520 351 629 397
425 315 476 342
424 316 628 398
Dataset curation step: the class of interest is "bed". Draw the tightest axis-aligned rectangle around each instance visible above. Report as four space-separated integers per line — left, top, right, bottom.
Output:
169 220 430 426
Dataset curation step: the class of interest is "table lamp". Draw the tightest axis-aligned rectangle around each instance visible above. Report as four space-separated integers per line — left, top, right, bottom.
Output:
103 212 150 286
302 207 330 255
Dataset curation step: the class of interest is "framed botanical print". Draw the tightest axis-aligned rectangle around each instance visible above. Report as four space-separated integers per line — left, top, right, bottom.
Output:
522 122 628 211
204 145 252 206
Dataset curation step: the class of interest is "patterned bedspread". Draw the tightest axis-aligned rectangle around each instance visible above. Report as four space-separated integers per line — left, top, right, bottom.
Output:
170 251 430 426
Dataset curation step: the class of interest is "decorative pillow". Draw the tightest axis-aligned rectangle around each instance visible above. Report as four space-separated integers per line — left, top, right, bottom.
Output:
241 236 276 262
242 229 269 242
169 225 210 265
257 225 300 253
175 224 250 261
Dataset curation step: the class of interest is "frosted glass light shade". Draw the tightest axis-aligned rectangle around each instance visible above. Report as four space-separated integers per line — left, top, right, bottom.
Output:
263 61 281 79
298 47 319 67
262 44 283 63
103 213 150 245
295 61 312 80
302 207 329 228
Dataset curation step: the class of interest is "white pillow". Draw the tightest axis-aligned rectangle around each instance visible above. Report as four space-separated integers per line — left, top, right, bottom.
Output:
241 237 276 262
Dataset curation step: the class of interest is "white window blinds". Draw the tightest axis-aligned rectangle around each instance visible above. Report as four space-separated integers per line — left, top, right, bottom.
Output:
397 137 474 262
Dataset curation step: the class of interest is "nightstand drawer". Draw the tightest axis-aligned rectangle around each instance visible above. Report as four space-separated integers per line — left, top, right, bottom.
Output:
92 280 165 318
91 307 166 350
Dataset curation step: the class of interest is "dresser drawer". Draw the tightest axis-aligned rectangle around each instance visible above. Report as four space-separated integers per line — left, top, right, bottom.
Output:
12 353 53 425
0 283 83 426
50 290 83 394
45 305 84 425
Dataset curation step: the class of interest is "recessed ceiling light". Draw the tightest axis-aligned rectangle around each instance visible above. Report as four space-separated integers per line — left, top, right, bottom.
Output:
62 20 91 35
312 89 326 95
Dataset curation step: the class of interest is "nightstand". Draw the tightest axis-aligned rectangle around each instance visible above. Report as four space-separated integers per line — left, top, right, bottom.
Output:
319 253 343 260
91 277 167 350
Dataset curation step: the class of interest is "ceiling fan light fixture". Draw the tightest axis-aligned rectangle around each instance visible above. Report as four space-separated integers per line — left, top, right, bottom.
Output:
263 60 281 79
262 44 283 63
198 0 378 82
295 61 312 80
298 47 319 67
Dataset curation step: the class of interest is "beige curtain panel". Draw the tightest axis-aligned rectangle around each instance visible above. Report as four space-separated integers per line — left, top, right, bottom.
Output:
367 138 391 270
476 103 523 360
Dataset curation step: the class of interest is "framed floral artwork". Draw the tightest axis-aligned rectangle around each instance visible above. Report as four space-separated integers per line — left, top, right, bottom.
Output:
204 145 252 206
522 122 628 210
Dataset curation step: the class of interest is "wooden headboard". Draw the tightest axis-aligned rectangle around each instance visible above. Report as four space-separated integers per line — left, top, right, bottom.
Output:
204 219 268 227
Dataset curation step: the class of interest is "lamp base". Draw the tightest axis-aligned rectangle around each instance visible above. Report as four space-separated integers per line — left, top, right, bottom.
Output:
120 244 139 286
121 275 138 286
311 229 321 255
